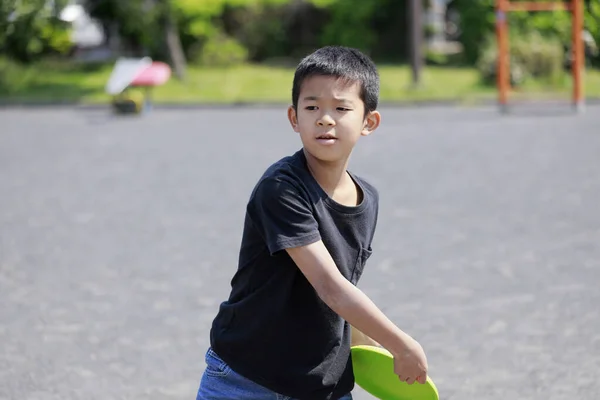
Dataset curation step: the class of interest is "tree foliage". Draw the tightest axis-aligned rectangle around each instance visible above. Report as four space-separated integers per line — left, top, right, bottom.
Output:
0 0 71 62
3 0 600 68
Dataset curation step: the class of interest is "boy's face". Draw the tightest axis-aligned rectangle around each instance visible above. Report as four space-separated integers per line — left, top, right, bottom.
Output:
287 75 380 163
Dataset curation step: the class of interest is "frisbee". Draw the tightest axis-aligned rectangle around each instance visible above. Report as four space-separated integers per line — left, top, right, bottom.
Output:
351 345 439 400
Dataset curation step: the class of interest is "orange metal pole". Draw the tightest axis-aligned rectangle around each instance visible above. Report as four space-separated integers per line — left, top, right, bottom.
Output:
498 0 584 114
507 2 571 11
496 0 510 112
572 0 585 112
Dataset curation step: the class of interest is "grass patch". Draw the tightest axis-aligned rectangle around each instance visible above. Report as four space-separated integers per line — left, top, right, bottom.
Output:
1 58 600 105
0 58 113 103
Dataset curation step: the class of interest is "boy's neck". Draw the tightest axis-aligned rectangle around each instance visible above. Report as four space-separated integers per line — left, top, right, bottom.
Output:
303 149 352 195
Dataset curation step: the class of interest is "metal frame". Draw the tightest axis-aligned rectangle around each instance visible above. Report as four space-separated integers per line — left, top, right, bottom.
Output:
495 0 585 112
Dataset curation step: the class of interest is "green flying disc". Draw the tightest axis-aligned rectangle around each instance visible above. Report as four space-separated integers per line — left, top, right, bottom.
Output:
351 345 439 400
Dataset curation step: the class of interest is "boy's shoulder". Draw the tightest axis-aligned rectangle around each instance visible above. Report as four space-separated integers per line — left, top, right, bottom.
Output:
260 150 305 181
249 149 312 198
349 170 379 201
249 149 380 207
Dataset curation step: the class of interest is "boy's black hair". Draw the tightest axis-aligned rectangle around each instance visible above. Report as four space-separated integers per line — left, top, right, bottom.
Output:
292 46 380 116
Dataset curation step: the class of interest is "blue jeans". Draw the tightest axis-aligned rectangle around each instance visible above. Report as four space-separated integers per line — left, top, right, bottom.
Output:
196 348 353 400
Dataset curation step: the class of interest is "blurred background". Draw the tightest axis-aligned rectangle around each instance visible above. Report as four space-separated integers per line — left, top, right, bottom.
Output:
1 0 599 105
2 2 600 400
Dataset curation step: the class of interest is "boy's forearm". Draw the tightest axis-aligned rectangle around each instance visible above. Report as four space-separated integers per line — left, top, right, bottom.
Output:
285 241 411 355
320 277 411 357
350 324 380 347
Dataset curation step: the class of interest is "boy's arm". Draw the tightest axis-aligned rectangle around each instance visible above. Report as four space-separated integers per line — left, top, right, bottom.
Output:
351 324 380 348
286 240 428 384
286 240 405 353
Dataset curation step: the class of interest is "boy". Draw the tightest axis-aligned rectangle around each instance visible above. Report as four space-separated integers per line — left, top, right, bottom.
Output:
196 46 428 400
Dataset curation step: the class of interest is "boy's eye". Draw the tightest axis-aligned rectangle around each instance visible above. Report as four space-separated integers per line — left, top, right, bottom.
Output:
305 106 317 110
337 107 351 111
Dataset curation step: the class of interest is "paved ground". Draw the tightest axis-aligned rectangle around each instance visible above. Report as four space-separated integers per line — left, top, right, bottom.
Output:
1 104 599 400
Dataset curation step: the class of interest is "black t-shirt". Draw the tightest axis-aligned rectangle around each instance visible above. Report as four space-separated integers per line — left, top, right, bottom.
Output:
209 149 379 400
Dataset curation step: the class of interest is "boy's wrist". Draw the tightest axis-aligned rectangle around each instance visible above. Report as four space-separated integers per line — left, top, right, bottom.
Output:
387 330 413 358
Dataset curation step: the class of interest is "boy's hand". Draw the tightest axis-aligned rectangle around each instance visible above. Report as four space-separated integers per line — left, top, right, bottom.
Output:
392 335 428 385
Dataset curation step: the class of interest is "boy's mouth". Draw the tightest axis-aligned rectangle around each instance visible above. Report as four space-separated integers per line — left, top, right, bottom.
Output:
316 133 338 146
316 133 337 140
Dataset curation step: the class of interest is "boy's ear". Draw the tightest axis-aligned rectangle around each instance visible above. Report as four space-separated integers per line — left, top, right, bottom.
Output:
288 105 300 132
361 110 381 137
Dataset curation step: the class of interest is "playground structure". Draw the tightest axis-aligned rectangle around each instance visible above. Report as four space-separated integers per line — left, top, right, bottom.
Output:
495 0 586 113
105 57 172 115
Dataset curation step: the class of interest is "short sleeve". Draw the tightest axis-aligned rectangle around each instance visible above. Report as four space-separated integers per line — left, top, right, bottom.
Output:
247 177 321 255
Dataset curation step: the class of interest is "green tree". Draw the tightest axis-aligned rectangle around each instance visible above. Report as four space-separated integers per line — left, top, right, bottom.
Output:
0 0 72 63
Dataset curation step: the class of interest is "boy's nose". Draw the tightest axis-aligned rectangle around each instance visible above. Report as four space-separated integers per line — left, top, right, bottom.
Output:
317 114 335 126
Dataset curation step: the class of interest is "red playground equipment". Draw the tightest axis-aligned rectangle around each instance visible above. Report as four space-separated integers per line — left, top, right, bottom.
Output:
105 57 172 114
495 0 586 113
